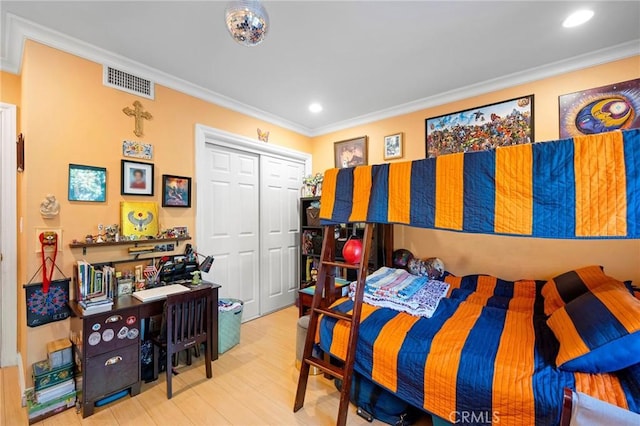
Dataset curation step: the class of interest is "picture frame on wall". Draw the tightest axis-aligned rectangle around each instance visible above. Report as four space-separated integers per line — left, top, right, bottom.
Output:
68 164 107 202
121 159 154 196
162 174 192 208
425 95 534 158
383 132 404 160
334 136 368 168
558 78 640 139
122 140 153 160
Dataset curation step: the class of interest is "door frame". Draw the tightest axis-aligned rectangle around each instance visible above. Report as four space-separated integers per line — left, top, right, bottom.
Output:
0 102 18 367
194 125 311 316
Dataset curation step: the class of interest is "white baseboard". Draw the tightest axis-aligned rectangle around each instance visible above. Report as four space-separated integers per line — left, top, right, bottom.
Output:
16 352 26 406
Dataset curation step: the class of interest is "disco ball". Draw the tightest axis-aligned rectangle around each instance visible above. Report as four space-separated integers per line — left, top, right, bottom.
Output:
225 0 269 47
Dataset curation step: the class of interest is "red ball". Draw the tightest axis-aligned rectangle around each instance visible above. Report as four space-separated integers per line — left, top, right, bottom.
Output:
342 239 363 264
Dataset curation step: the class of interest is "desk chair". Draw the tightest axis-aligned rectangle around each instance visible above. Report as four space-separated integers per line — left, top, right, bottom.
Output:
152 287 213 398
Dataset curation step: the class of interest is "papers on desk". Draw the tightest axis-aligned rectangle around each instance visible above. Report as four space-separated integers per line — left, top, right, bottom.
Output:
132 284 191 302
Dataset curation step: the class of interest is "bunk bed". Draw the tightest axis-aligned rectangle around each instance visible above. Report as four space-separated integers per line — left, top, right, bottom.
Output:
316 129 640 425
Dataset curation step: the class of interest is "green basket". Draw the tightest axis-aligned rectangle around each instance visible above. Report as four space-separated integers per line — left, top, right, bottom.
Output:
218 298 243 354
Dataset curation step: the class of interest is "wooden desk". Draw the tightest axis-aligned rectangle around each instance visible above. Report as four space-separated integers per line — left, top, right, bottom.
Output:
69 282 220 417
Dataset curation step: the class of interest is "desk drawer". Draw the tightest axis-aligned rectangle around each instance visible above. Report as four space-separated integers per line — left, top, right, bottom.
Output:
84 344 139 400
84 307 140 358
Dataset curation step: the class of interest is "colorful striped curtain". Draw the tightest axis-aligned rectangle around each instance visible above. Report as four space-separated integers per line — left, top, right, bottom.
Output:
319 129 640 239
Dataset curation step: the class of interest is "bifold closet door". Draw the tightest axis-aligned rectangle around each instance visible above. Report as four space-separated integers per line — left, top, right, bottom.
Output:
259 155 304 315
200 144 261 320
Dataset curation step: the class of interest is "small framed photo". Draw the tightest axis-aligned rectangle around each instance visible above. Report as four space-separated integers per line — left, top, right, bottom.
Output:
116 279 133 296
162 174 192 208
121 160 154 196
383 133 404 160
68 164 107 202
334 136 368 168
173 226 189 238
123 140 153 160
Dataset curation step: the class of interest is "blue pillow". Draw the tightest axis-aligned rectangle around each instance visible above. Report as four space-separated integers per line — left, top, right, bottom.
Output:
547 280 640 373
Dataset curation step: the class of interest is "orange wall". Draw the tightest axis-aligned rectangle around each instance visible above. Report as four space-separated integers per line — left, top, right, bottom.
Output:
16 40 312 379
311 56 640 170
312 55 640 283
1 70 21 105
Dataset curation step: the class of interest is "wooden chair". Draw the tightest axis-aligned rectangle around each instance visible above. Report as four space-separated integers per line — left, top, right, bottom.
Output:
152 287 213 398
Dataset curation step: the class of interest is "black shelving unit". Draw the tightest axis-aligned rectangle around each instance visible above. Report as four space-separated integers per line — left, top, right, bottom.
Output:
298 196 392 290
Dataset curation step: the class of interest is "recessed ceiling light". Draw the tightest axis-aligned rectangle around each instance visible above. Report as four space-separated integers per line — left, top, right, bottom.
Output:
309 103 323 113
563 9 594 28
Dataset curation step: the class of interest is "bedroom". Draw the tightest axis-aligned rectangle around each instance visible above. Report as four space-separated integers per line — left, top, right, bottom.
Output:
0 1 639 425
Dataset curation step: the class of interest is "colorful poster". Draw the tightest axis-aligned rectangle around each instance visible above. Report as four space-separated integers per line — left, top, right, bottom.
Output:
559 78 640 139
120 201 159 238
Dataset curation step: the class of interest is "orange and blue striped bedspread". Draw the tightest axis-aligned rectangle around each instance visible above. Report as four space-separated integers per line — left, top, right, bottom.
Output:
319 129 640 238
317 274 640 425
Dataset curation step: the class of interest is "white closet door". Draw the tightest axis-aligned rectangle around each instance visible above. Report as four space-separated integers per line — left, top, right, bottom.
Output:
260 155 304 314
200 144 260 320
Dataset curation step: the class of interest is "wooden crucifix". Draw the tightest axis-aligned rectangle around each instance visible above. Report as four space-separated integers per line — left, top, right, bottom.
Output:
123 101 152 137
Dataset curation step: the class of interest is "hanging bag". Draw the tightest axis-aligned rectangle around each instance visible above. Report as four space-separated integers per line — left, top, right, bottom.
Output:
23 232 71 327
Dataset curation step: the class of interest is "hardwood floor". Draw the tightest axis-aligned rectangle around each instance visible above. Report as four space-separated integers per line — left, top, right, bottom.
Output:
1 306 433 425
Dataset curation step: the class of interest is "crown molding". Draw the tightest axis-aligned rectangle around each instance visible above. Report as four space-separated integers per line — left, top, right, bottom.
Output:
308 39 640 136
1 13 638 138
0 14 314 136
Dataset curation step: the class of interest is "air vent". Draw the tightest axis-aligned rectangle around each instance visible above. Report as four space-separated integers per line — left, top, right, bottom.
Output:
103 66 154 99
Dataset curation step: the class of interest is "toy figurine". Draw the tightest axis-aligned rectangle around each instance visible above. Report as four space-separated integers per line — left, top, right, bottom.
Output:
191 271 201 284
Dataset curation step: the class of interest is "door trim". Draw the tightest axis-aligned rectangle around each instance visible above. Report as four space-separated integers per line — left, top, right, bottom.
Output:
195 126 312 169
0 102 18 367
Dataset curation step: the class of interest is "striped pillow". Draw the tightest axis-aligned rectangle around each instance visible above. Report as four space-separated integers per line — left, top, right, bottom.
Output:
541 265 609 316
547 280 640 373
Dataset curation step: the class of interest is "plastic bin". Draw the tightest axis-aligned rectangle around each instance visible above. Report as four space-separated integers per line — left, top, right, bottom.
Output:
218 298 243 354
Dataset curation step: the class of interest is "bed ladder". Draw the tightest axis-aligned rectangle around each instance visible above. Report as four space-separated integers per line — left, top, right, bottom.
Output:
294 222 374 426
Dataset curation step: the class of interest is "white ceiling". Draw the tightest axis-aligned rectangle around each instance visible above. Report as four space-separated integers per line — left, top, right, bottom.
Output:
1 1 639 136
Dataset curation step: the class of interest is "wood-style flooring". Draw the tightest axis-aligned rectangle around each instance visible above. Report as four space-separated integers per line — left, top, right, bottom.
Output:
1 305 433 425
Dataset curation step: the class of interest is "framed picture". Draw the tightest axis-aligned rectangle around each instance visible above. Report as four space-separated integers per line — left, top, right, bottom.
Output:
68 164 107 202
384 133 403 160
425 95 534 158
116 279 133 296
122 140 153 160
121 160 154 196
162 175 192 208
334 136 368 168
120 201 159 238
559 78 640 139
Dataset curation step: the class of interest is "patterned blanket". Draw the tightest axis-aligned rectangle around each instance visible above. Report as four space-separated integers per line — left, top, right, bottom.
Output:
348 267 449 318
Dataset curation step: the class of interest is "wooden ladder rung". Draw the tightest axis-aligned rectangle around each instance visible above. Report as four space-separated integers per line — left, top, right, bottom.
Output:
322 260 360 270
313 307 353 322
304 356 344 381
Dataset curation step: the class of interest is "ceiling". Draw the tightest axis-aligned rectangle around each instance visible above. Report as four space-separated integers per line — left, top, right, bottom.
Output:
1 1 639 135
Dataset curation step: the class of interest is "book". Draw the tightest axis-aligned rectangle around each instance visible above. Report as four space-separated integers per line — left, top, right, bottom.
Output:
35 378 75 404
28 390 76 422
80 301 113 315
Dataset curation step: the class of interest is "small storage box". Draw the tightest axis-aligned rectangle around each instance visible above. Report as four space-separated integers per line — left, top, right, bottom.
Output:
46 339 72 369
306 207 320 227
218 298 243 354
32 360 74 391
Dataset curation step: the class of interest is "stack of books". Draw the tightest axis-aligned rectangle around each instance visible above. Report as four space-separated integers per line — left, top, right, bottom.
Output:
27 358 76 423
76 261 115 313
